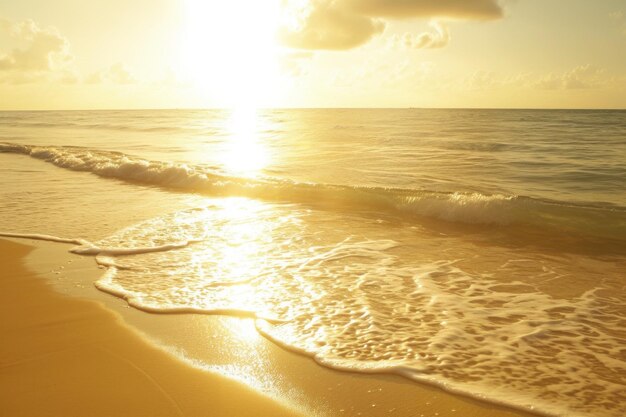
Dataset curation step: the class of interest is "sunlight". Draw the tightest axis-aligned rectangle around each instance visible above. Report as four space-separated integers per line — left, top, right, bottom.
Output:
180 0 284 108
219 107 271 177
188 198 278 345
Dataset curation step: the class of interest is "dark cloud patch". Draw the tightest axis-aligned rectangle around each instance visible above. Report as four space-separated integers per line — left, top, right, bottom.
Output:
278 0 503 51
345 0 503 20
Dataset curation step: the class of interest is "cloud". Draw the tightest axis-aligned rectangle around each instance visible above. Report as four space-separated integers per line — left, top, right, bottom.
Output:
345 0 503 20
465 70 498 90
86 63 136 85
278 0 502 51
391 21 450 49
107 63 136 84
462 65 609 92
279 51 315 76
0 17 139 86
535 65 605 90
278 0 385 50
327 53 435 88
0 18 73 77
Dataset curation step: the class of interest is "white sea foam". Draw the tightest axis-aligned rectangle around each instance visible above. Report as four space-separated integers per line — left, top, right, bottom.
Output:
4 200 623 417
0 232 194 257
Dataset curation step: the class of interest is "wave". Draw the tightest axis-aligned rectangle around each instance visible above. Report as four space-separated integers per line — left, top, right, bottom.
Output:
2 142 625 241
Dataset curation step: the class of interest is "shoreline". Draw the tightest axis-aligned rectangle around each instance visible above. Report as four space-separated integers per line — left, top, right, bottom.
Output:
2 237 540 417
0 238 303 417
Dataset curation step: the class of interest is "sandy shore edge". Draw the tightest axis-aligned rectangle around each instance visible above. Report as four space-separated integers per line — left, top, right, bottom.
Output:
1 237 541 417
0 238 303 417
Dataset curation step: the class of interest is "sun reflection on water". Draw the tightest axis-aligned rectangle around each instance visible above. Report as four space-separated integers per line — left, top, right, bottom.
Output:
186 198 287 343
220 107 271 177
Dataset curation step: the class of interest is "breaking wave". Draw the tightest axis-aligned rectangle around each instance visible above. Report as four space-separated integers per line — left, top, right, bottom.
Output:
2 143 625 241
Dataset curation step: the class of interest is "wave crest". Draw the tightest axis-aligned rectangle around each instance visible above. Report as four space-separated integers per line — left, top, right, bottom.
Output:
2 143 624 240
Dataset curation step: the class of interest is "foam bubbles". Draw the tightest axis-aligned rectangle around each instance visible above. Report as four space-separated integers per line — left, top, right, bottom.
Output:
78 201 626 417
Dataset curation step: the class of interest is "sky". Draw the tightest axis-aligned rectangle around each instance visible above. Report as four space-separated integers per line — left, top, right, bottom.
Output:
1 0 625 109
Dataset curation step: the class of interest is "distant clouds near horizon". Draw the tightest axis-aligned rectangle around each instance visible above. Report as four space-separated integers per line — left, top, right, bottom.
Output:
1 0 625 109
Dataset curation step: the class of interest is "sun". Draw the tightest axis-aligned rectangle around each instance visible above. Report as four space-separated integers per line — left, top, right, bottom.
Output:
179 0 284 108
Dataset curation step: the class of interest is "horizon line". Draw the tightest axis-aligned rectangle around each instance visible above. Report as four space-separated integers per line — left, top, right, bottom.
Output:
1 107 626 112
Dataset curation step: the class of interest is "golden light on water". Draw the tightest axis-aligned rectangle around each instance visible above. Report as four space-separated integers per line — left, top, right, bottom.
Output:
213 198 267 283
220 107 271 177
189 198 279 332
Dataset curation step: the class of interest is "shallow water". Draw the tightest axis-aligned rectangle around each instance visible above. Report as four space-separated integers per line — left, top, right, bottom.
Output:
1 109 625 417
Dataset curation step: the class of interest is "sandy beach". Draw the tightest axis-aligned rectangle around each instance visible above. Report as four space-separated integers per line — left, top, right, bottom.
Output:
1 237 542 417
2 2 625 415
0 238 304 417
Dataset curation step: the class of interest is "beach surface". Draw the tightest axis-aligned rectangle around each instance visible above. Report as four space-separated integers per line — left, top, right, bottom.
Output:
0 238 303 417
1 237 540 417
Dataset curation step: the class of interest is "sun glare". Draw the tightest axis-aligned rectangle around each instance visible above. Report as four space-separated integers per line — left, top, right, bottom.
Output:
180 0 283 108
219 107 271 177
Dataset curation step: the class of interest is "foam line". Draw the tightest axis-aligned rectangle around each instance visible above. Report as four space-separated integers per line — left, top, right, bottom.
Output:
0 232 194 257
0 232 90 246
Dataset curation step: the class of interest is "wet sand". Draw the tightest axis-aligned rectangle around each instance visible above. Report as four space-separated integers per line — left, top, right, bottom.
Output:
1 237 539 417
0 239 302 417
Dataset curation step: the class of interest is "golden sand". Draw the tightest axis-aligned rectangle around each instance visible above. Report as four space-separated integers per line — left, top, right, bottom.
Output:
1 238 538 417
0 239 302 417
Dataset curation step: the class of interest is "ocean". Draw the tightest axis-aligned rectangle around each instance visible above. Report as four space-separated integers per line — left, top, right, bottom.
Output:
1 108 625 417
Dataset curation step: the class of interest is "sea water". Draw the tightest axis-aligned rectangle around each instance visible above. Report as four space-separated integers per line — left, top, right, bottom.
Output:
1 109 625 417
